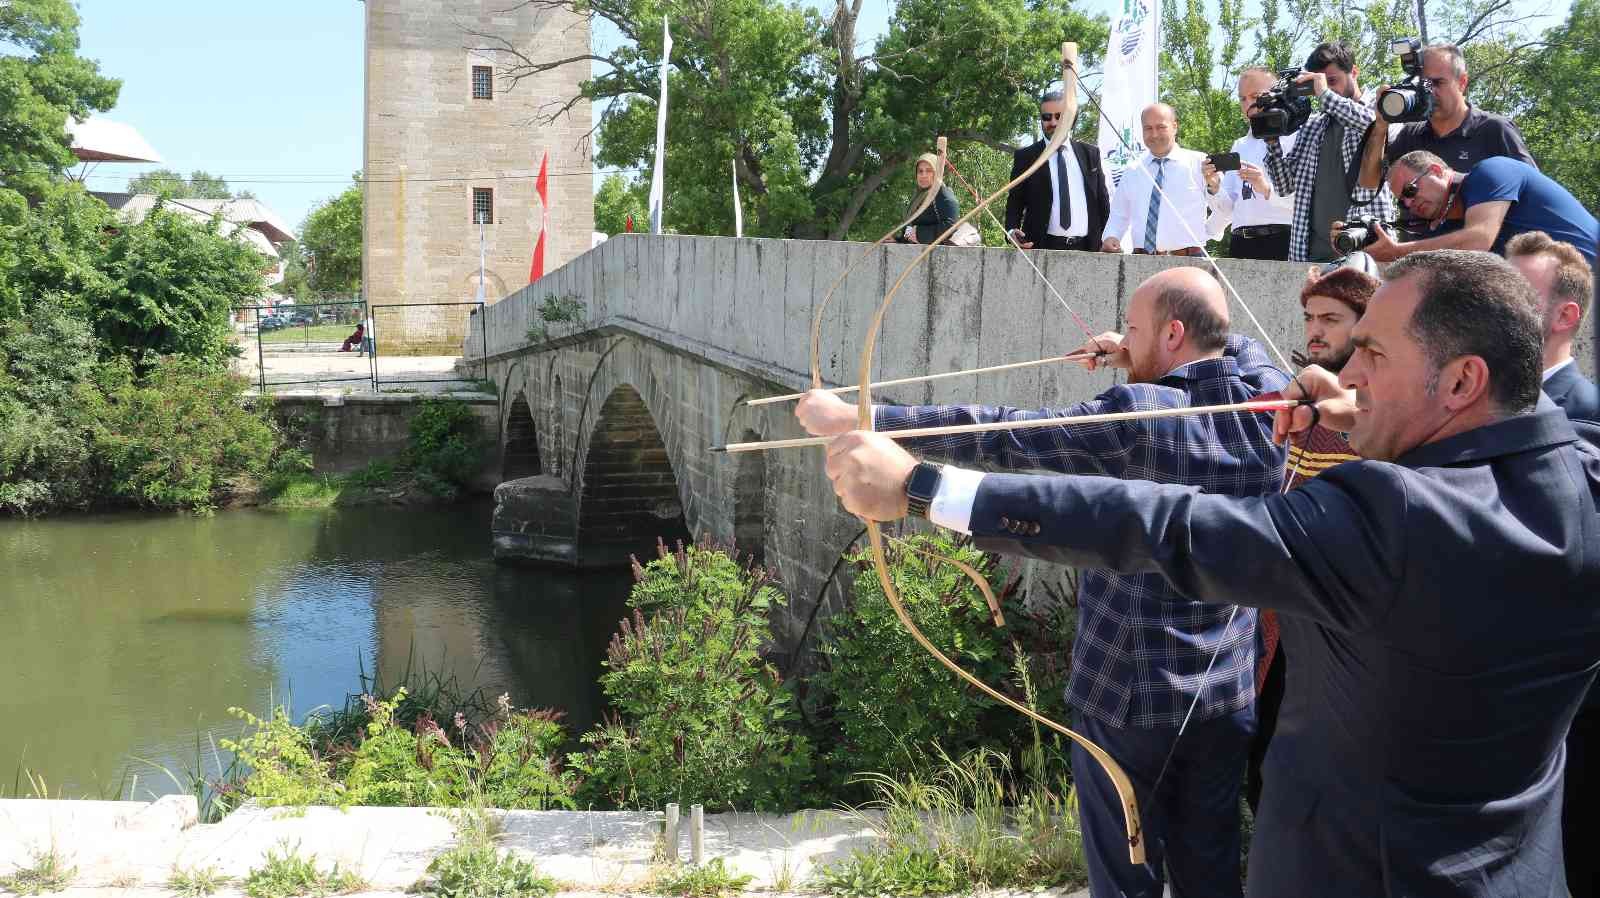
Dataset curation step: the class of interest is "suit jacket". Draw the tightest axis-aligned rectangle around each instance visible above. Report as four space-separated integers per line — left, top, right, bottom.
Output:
1546 361 1600 423
966 402 1600 897
1004 138 1110 249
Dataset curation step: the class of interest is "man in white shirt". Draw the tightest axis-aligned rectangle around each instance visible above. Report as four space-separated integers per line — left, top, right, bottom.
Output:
1102 103 1229 256
1210 68 1296 260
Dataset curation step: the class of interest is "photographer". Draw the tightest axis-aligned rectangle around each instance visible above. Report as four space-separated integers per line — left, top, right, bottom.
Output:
1357 43 1534 197
1209 67 1296 260
1353 150 1598 264
1263 42 1395 263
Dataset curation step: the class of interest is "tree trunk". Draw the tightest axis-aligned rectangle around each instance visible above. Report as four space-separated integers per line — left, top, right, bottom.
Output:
829 156 906 240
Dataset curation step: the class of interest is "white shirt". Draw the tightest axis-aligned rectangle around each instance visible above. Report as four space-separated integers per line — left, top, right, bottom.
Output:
1045 145 1089 238
1544 358 1575 382
1104 146 1229 251
1214 134 1295 229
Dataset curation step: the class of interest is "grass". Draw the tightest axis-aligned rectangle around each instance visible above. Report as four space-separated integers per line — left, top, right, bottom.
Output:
243 840 365 898
169 864 231 898
259 324 360 344
0 846 76 896
648 858 754 897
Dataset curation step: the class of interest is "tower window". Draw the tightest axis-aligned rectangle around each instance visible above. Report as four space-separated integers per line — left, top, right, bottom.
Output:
471 66 493 100
473 188 494 224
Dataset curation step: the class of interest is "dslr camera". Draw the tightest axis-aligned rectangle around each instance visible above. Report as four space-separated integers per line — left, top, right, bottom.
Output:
1377 38 1435 124
1332 217 1390 255
1248 68 1316 139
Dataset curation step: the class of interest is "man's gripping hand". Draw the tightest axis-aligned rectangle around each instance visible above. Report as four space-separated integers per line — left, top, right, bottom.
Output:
825 431 918 522
796 389 860 437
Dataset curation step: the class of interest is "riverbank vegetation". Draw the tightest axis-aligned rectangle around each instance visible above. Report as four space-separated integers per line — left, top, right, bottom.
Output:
198 536 1086 894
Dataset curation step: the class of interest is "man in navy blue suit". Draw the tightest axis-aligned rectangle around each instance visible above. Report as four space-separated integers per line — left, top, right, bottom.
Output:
799 266 1288 898
821 249 1600 897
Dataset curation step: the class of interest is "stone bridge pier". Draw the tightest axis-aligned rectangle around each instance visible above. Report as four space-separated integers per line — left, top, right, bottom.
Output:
466 234 1591 662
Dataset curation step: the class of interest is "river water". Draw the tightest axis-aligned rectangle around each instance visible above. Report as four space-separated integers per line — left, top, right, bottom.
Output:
0 501 631 799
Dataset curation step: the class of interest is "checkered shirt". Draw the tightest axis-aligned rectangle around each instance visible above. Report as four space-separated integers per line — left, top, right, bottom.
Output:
875 335 1290 728
1263 90 1396 262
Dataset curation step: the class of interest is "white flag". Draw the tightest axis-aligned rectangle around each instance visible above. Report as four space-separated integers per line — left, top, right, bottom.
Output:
475 221 486 305
731 157 743 238
647 16 672 235
1096 0 1159 193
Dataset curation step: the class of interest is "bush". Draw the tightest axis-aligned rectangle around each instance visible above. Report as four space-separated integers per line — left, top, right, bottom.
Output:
569 540 815 811
405 399 484 498
811 533 1071 792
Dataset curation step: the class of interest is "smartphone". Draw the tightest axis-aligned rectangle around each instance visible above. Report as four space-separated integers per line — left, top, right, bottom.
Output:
1206 152 1242 172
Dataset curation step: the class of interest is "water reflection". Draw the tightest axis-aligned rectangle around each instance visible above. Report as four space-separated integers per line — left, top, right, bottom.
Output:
0 502 631 797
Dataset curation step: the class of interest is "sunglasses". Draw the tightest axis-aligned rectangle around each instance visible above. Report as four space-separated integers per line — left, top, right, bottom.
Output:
1040 112 1063 121
1400 169 1427 201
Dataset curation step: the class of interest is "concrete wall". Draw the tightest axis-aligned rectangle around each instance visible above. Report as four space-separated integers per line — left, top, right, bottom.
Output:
467 235 1595 663
363 0 594 354
272 394 500 489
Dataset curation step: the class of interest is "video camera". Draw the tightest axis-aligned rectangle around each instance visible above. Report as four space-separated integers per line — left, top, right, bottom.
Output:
1248 68 1316 140
1377 38 1435 124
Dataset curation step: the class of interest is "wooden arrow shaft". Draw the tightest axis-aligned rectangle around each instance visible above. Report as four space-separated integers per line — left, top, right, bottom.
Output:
744 352 1098 407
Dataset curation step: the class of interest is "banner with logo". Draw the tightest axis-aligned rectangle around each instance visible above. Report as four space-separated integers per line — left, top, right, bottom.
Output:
1096 0 1159 192
647 16 672 235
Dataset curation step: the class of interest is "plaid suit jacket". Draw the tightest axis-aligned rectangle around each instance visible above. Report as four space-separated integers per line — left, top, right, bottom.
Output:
875 335 1290 727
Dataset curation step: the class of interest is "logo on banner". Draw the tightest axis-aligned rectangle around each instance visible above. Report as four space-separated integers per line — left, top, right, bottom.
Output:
1106 127 1147 186
1115 0 1151 60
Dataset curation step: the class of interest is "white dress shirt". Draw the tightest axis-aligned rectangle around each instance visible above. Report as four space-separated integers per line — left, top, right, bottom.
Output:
1214 134 1295 229
1104 146 1228 251
1045 144 1089 238
1544 358 1575 382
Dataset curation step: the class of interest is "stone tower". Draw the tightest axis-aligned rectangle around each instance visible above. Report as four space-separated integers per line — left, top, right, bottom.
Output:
363 1 594 354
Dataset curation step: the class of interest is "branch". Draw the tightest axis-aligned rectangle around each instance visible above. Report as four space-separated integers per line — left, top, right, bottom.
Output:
829 155 907 240
945 130 1020 155
1453 0 1513 45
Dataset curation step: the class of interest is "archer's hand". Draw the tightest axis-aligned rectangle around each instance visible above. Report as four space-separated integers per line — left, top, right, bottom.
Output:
796 389 859 437
825 431 918 522
1273 365 1358 445
1077 331 1129 372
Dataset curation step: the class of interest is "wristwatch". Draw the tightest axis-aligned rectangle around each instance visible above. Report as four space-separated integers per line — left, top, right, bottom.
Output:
904 462 944 519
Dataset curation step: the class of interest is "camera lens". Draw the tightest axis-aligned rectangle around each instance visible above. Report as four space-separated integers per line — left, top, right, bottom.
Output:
1379 88 1415 119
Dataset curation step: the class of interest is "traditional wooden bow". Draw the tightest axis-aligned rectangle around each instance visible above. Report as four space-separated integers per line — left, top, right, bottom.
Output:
844 42 1145 865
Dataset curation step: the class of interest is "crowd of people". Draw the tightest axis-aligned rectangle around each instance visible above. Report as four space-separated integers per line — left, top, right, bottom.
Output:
789 42 1600 895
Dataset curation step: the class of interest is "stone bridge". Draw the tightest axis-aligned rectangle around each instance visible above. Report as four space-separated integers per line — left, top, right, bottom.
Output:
462 234 1595 661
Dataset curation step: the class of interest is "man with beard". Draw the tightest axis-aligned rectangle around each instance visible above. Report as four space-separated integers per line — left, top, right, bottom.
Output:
797 266 1286 898
1246 261 1371 812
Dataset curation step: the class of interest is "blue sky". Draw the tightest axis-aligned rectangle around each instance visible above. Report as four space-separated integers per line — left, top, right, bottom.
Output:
72 0 1565 233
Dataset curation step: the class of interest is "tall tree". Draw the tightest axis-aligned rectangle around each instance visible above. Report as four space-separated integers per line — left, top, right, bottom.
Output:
1511 0 1600 210
299 177 363 296
473 0 1107 239
126 169 235 199
593 173 650 235
0 0 121 199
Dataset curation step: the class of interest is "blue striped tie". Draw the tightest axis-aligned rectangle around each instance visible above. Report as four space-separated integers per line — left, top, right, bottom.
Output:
1142 158 1166 254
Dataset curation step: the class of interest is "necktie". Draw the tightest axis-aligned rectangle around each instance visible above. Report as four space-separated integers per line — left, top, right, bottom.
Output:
1142 157 1166 254
1055 149 1073 231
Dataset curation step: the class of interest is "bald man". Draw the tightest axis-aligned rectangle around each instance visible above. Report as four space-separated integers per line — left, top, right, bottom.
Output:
1102 103 1229 256
798 267 1289 898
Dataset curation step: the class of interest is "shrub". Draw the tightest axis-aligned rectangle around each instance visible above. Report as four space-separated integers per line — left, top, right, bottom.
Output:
570 540 815 811
811 533 1071 792
411 844 557 898
405 399 484 498
649 858 753 896
242 840 364 898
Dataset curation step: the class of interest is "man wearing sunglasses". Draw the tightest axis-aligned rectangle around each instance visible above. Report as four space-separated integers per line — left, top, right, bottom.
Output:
1354 150 1597 265
1004 89 1111 252
1358 43 1534 205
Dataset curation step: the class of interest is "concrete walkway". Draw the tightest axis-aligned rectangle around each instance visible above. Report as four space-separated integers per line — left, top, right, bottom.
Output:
0 798 1092 897
231 351 484 394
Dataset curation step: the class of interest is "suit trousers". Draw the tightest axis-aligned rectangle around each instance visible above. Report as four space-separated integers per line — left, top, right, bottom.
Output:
1074 704 1254 898
1227 229 1291 261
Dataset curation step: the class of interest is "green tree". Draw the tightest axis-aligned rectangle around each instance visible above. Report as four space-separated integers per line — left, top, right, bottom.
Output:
92 205 268 370
276 239 311 301
126 168 235 199
0 0 121 200
592 173 648 235
0 182 116 321
473 0 1106 239
300 178 363 296
1513 0 1600 210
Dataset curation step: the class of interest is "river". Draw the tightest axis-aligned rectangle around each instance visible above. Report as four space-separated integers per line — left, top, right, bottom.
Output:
0 501 631 799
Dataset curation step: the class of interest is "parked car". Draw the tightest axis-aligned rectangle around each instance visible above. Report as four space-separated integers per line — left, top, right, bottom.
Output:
258 315 287 331
288 311 314 325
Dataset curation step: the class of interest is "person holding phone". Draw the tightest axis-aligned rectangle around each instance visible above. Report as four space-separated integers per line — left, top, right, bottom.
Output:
1206 67 1297 260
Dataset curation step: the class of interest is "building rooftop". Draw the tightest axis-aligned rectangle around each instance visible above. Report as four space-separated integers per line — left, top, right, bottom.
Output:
67 118 164 163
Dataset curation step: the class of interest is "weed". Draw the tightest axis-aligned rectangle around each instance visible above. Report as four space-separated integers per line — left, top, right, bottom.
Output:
524 293 585 344
649 858 754 897
109 871 141 888
409 844 556 898
0 845 76 896
169 865 230 898
242 840 364 898
812 844 958 897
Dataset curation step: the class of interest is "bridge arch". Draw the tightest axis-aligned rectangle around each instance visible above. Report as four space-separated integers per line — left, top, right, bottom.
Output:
502 392 541 480
575 383 690 566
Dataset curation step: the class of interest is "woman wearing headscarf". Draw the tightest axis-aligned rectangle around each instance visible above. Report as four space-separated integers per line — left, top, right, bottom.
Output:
896 152 961 244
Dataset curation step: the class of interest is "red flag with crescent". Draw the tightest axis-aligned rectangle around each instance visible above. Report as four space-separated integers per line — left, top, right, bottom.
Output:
530 151 549 283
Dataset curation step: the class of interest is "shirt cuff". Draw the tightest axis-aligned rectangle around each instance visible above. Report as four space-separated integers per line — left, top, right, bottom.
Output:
927 465 986 534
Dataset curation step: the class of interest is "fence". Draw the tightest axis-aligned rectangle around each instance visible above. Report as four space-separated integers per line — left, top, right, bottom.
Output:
370 301 487 391
241 300 485 393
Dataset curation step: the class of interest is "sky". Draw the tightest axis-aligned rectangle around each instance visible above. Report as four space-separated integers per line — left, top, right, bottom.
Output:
69 0 1567 234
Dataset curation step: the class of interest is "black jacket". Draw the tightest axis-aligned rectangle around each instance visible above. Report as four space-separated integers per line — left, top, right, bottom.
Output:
1003 138 1110 248
1546 361 1600 422
970 401 1600 897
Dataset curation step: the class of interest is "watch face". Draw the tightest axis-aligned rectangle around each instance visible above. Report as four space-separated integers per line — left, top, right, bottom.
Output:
907 463 942 501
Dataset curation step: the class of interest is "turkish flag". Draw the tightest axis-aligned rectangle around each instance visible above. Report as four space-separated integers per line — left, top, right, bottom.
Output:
530 151 550 283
